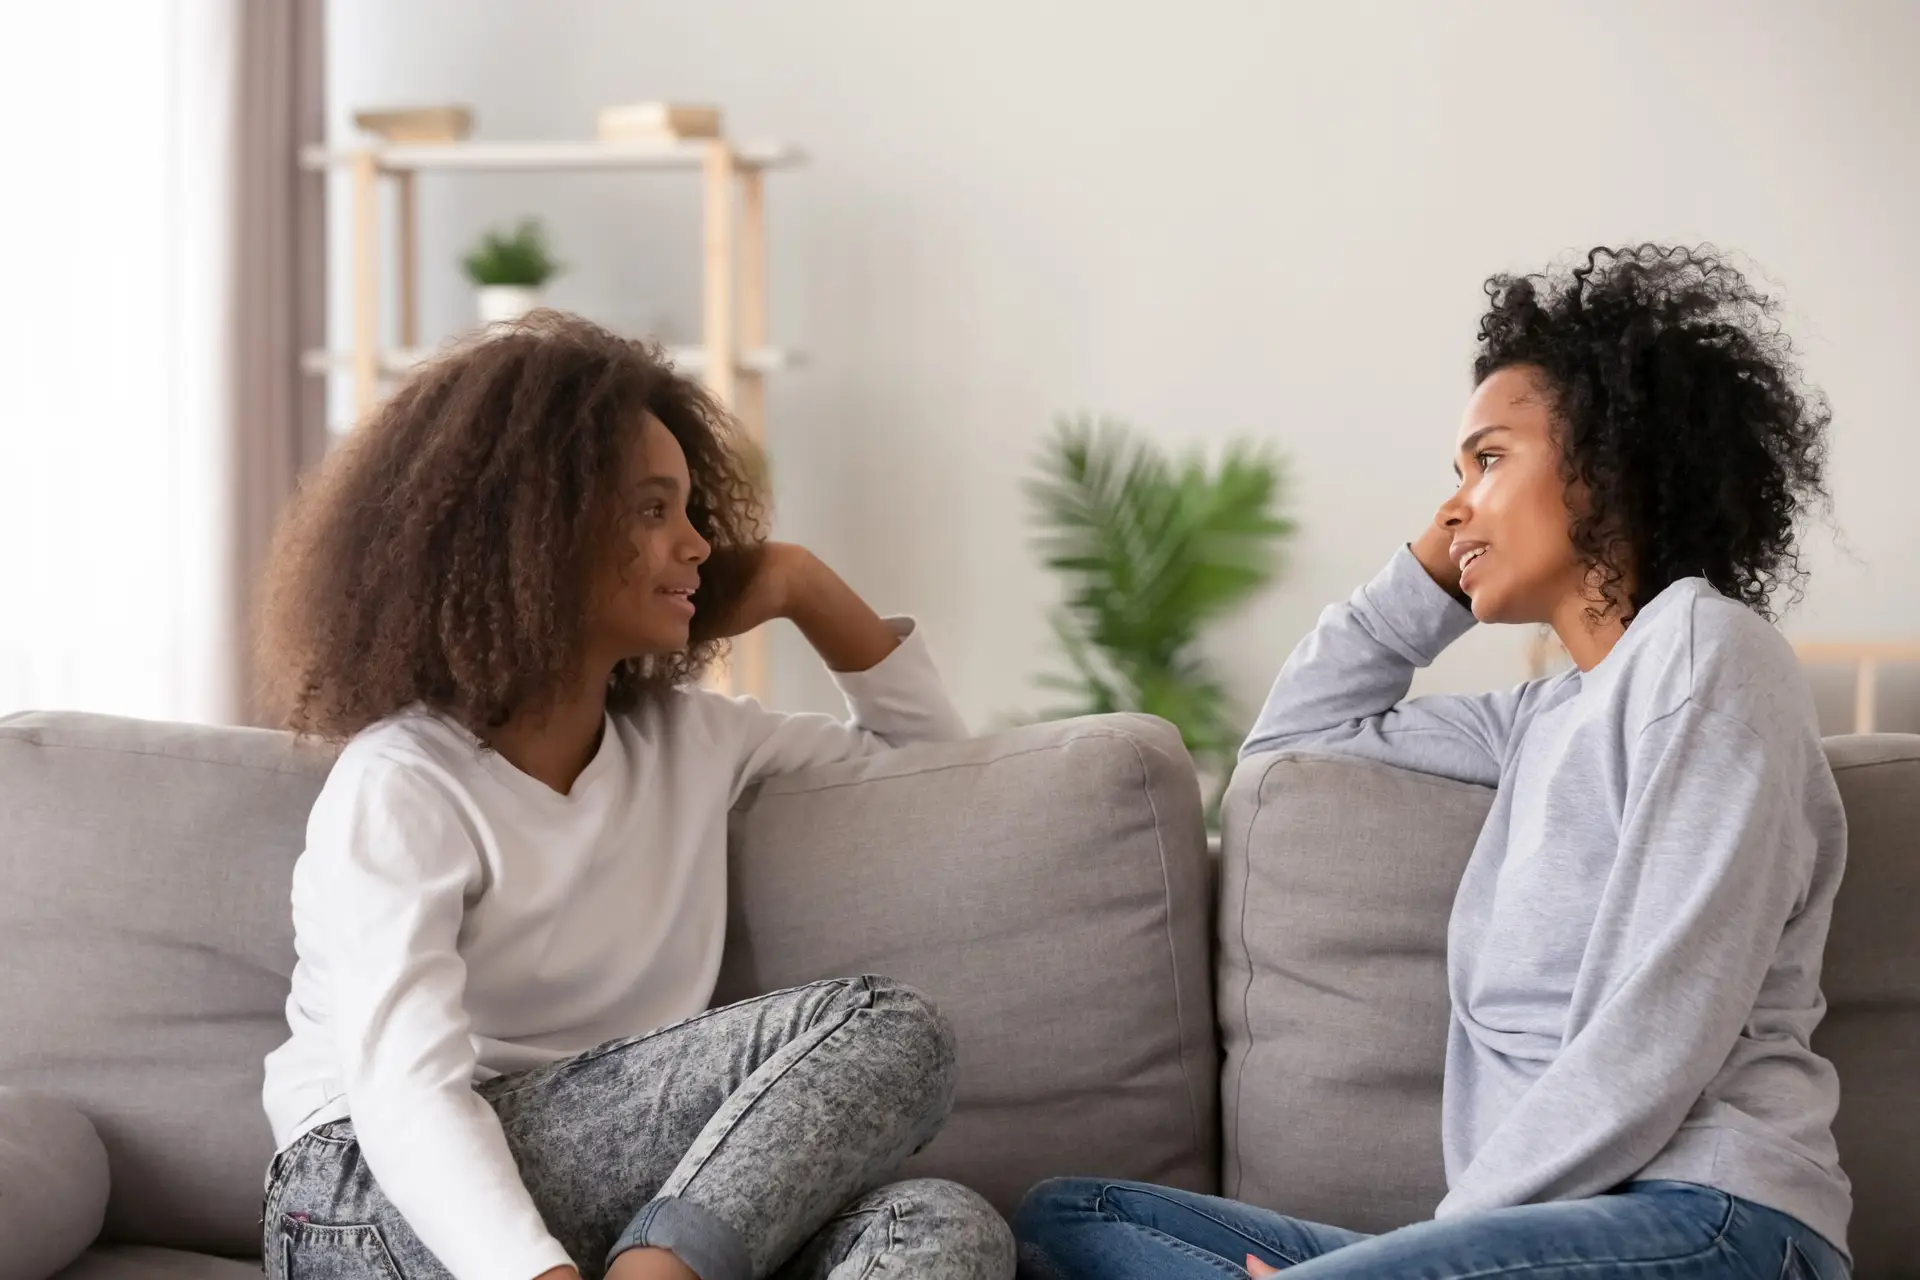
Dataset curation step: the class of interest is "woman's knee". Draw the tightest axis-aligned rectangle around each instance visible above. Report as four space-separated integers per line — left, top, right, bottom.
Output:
843 975 958 1130
1013 1176 1108 1242
890 1178 1016 1279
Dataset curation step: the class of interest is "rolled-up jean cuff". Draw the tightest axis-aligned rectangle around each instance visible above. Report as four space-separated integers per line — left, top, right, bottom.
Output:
607 1194 752 1280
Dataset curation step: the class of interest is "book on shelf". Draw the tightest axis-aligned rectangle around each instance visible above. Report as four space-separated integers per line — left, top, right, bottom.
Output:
597 102 723 142
351 105 474 144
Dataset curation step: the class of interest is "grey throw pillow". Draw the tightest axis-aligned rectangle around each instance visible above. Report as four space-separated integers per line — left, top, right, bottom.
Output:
0 1087 110 1280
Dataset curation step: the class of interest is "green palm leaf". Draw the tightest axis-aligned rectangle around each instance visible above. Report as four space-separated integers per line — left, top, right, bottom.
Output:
1026 415 1294 807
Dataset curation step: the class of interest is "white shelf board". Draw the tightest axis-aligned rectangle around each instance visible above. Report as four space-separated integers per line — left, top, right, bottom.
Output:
300 139 802 173
303 345 800 379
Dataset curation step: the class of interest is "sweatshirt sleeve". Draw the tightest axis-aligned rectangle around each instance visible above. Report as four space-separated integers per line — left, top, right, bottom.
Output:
726 616 969 795
306 758 574 1280
1241 546 1533 786
1437 700 1815 1213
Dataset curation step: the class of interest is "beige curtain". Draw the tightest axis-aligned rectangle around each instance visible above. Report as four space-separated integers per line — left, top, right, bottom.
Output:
225 0 329 723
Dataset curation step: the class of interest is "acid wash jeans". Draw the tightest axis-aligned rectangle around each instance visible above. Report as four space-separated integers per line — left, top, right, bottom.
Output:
262 976 1015 1280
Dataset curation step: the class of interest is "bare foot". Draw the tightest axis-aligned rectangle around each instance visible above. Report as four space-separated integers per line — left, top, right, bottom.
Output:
607 1247 699 1280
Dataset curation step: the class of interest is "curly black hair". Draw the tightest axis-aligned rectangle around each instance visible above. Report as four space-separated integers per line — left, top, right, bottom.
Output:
257 311 769 741
1473 244 1829 622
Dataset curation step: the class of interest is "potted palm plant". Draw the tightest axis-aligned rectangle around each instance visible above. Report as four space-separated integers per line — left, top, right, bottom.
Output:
1026 415 1295 815
462 218 562 324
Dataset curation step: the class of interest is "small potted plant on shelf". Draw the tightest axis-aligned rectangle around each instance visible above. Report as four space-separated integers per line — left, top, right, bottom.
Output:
462 218 562 324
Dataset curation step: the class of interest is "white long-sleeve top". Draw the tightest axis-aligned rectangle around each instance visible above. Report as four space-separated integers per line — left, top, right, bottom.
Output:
262 619 967 1280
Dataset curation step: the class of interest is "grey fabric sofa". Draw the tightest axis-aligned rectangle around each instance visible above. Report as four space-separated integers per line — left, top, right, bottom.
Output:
1 711 1913 1279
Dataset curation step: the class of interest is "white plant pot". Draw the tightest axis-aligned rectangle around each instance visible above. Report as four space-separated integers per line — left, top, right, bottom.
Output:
476 285 544 325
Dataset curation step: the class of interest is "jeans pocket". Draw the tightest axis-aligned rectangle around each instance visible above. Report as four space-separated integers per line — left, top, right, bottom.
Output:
277 1215 405 1280
1780 1238 1845 1280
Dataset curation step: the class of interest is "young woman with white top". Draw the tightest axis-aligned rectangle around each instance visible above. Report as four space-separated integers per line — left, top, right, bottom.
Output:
256 312 1014 1280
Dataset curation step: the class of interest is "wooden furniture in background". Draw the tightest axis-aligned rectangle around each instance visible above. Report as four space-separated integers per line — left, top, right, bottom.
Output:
1523 626 1568 683
598 102 722 141
1793 642 1920 734
298 134 804 698
350 105 474 144
1529 629 1920 734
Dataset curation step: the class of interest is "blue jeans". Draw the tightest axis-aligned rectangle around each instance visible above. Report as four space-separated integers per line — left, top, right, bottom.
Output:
1013 1178 1849 1280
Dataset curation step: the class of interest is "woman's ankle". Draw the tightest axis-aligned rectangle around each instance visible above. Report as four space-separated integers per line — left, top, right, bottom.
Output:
606 1246 699 1280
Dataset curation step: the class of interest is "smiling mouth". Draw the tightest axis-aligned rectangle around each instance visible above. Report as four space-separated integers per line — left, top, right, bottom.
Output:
657 586 697 615
1459 547 1489 572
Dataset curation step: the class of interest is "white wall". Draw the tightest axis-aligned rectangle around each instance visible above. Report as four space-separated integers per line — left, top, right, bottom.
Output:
326 0 1920 729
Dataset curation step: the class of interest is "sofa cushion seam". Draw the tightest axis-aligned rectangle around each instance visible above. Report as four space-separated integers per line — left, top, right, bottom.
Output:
1829 755 1920 775
1123 734 1210 1176
742 725 1175 801
0 734 326 778
1226 754 1282 1196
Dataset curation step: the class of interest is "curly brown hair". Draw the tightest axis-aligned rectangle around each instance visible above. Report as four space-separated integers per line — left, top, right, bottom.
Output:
257 311 769 741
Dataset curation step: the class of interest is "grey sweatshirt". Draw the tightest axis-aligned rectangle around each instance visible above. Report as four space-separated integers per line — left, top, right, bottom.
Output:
1244 547 1851 1254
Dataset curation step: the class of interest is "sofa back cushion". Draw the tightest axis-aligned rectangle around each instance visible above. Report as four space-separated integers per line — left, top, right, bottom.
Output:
1218 735 1920 1276
1815 735 1920 1276
1217 751 1482 1231
715 713 1219 1213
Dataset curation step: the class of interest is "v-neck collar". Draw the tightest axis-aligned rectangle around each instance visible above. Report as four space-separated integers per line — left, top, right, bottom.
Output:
473 713 621 804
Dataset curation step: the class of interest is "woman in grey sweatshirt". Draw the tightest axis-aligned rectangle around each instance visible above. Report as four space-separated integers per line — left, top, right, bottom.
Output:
1014 245 1850 1279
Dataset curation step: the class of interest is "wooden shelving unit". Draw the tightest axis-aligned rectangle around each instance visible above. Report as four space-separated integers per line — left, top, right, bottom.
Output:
299 135 804 698
1532 630 1920 733
1793 641 1920 734
299 344 799 380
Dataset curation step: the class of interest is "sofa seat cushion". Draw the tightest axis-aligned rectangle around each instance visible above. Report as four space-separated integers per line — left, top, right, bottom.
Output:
53 1248 260 1280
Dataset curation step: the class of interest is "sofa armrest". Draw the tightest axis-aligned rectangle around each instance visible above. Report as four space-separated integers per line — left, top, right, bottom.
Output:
0 1088 110 1280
